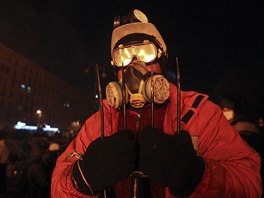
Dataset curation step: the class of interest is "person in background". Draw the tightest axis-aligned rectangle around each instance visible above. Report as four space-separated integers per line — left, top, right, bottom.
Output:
0 130 10 196
42 142 62 191
220 98 259 131
51 9 262 197
220 97 264 193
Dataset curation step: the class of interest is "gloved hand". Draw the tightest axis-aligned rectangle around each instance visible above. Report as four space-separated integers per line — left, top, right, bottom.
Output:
139 126 204 197
72 129 137 195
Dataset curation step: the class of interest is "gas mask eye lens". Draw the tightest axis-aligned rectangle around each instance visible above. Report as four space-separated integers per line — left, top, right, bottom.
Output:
113 43 157 67
113 47 133 67
135 43 157 63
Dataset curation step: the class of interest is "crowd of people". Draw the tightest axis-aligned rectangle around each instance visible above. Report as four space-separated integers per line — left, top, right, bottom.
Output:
0 129 72 198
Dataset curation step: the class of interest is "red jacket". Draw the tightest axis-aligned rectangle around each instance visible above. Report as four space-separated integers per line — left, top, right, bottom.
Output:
51 83 262 197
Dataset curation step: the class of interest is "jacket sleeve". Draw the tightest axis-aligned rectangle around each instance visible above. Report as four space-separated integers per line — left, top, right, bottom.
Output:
50 111 103 198
187 100 262 197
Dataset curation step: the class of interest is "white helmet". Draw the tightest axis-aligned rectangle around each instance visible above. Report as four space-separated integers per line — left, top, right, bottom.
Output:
111 9 167 66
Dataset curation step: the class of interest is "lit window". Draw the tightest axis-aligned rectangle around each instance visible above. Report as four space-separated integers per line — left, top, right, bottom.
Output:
64 102 70 108
27 86 31 93
21 84 26 89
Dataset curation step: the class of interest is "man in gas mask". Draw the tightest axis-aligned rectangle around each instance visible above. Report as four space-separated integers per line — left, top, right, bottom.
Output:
51 9 262 198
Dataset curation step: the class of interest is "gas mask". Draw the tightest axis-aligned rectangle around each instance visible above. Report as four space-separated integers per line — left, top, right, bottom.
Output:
106 60 170 109
222 108 234 122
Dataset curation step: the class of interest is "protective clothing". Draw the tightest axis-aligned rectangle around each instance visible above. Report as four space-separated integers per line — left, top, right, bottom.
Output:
112 41 158 67
106 60 170 109
111 23 167 60
111 14 168 71
139 127 205 197
72 129 137 194
51 83 262 198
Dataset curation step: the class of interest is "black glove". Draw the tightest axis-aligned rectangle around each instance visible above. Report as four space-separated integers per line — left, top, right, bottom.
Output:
139 126 204 197
72 129 137 195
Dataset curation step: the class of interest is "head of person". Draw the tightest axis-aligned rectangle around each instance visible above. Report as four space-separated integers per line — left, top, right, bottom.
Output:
219 98 235 123
106 9 170 109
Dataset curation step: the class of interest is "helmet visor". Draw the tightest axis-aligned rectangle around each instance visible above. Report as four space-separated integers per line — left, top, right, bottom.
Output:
113 43 157 67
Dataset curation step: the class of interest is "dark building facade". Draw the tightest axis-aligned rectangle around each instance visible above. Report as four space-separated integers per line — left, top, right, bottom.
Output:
0 43 95 131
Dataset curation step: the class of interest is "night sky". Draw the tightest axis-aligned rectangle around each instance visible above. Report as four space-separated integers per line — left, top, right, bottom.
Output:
0 0 263 116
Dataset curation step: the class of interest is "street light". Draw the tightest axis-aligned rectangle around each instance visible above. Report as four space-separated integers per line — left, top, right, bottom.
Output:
36 109 42 128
